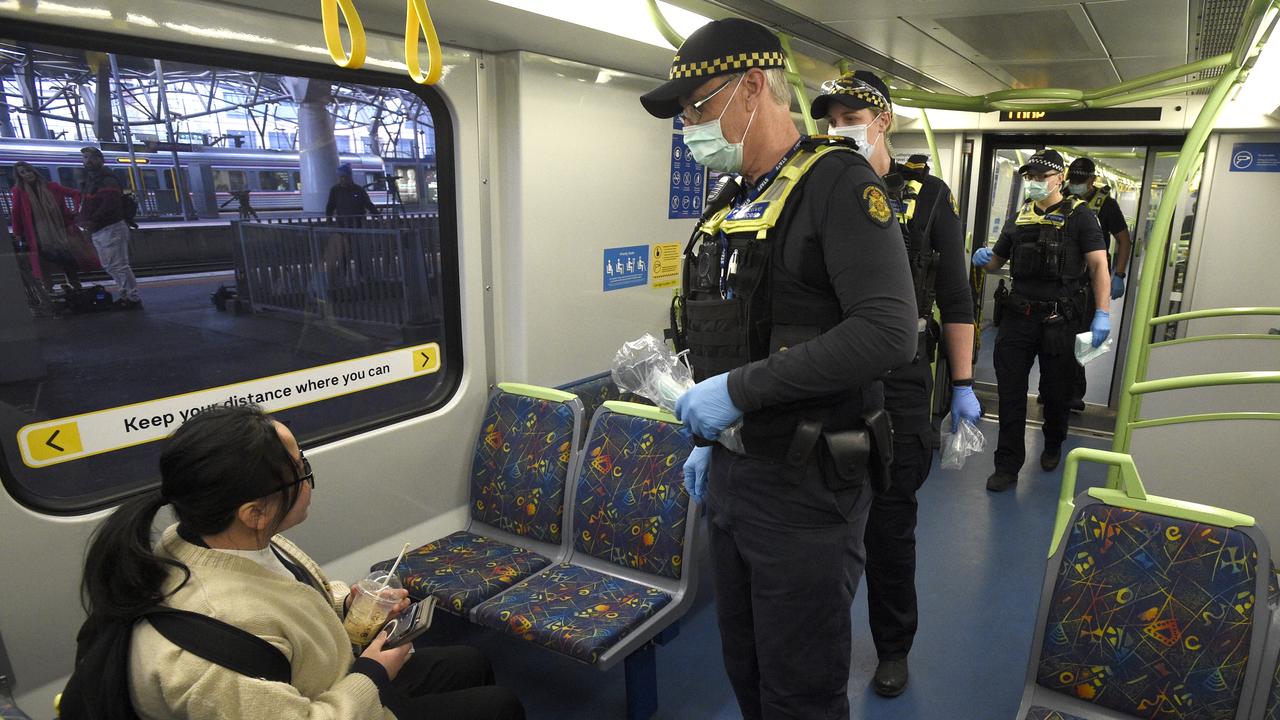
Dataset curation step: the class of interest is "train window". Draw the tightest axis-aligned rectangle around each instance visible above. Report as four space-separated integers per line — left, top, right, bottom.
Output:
0 34 457 513
213 169 247 192
257 171 291 191
0 164 12 189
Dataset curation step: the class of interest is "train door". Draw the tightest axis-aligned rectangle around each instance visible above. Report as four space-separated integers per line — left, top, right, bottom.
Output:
973 136 1185 430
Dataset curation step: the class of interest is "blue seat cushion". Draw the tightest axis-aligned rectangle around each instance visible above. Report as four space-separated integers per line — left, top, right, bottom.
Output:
370 531 551 613
0 698 32 720
472 563 671 663
1036 505 1258 719
1024 707 1087 720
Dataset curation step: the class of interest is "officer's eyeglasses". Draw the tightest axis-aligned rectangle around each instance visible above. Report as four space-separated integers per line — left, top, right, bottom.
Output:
282 454 315 491
1022 171 1060 182
680 76 736 127
818 76 887 110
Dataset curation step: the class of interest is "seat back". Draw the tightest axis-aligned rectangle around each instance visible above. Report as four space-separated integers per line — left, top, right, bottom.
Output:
1023 449 1270 720
469 383 581 545
567 401 694 584
557 372 634 435
0 630 31 720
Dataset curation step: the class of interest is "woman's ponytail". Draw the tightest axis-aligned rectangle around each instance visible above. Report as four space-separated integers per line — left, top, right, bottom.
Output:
81 489 187 619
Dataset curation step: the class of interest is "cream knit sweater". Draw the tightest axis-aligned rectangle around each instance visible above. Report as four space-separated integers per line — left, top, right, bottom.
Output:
128 524 395 720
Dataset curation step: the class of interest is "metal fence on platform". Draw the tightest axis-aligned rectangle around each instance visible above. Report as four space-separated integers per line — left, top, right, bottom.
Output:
234 213 442 335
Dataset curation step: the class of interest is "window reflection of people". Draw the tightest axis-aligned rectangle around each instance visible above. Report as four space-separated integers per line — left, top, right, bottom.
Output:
78 406 526 720
9 161 99 315
220 189 261 221
77 146 142 309
325 164 378 227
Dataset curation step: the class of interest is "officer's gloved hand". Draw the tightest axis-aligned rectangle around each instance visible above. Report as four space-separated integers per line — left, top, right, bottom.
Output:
1091 310 1111 348
682 446 712 501
951 385 981 432
1110 274 1125 299
675 373 743 441
972 247 993 267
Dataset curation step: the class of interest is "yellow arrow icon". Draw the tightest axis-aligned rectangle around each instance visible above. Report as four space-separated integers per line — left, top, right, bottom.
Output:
27 422 84 462
412 345 439 373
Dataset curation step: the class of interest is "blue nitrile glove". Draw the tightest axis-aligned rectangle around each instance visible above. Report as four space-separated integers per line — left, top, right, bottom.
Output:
972 247 993 267
683 445 712 501
675 373 743 441
1110 274 1125 299
1091 310 1111 348
951 385 981 432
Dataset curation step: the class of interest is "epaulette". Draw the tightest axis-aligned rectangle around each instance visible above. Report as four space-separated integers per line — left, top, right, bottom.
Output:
901 154 930 179
800 134 859 152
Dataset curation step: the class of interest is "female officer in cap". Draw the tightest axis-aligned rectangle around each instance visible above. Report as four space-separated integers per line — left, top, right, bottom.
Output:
811 69 979 698
972 149 1111 492
640 17 918 720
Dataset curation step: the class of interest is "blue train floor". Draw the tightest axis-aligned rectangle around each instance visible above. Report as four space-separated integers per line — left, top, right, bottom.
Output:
417 422 1113 720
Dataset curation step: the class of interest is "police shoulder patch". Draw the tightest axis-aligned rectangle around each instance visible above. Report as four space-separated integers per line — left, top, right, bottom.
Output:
948 190 960 217
859 183 893 228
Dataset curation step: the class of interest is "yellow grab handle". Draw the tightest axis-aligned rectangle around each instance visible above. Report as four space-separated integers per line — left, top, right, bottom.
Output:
321 0 367 69
405 0 443 85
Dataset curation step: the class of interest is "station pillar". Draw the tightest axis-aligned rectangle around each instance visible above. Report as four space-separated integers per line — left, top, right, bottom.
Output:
283 78 339 215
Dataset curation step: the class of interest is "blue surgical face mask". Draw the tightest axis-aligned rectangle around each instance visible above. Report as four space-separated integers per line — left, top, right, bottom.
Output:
1025 176 1060 202
1068 182 1089 196
682 77 756 173
830 112 883 162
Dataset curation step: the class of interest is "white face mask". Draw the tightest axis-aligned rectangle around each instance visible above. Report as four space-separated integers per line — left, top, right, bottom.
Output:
830 112 883 161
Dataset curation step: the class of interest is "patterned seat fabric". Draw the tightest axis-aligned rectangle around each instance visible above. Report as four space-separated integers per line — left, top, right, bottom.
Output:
1024 707 1087 720
370 531 550 613
472 563 672 663
1037 505 1258 719
558 373 634 430
471 391 576 544
0 699 31 720
575 412 692 579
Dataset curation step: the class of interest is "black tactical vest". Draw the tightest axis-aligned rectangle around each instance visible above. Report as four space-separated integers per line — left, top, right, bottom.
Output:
1008 197 1088 288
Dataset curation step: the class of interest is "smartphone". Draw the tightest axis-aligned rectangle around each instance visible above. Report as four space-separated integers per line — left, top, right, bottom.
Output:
382 596 436 649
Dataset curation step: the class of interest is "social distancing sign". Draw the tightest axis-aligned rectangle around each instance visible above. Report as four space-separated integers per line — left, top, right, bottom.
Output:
17 343 440 469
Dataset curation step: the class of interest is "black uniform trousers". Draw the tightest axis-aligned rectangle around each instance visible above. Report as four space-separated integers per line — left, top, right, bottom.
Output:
993 309 1076 474
706 442 874 720
867 358 935 661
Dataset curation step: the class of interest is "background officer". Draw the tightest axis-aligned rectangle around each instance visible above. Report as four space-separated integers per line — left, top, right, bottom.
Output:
640 18 917 719
972 149 1110 492
811 70 979 697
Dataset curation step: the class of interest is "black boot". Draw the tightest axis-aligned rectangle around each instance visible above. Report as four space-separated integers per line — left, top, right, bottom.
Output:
1040 445 1062 472
873 658 909 697
986 470 1018 492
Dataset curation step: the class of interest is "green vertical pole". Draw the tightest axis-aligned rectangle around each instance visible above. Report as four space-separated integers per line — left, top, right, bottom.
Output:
777 34 817 135
644 0 685 48
919 107 939 178
1108 65 1243 486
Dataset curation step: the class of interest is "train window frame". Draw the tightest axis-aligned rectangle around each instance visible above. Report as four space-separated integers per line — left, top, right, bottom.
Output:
0 20 462 516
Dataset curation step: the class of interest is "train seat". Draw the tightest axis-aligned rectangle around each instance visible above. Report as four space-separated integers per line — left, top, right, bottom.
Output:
471 401 697 719
1017 449 1271 720
556 372 652 447
371 383 583 613
0 630 31 720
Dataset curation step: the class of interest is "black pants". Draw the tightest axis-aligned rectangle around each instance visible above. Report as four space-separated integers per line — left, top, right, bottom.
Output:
384 645 524 720
706 443 873 720
1039 357 1087 404
993 310 1075 474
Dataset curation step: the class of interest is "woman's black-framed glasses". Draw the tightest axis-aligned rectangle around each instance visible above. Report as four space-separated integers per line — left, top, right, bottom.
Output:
285 455 315 490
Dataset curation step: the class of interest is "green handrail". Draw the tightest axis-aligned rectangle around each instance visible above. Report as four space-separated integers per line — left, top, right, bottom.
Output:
1050 448 1255 558
1149 306 1280 326
777 34 817 135
1129 412 1280 430
1128 370 1280 396
919 107 939 179
644 0 685 48
1150 333 1280 349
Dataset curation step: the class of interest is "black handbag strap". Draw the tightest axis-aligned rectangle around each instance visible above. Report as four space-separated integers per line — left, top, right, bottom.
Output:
145 608 291 684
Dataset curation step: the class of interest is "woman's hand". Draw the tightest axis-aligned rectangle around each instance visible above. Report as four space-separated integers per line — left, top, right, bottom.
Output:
359 631 412 681
386 588 411 618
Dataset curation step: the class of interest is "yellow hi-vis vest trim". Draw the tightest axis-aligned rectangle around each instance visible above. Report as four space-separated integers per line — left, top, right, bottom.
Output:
1086 185 1111 213
1014 196 1086 228
895 178 923 227
697 144 856 240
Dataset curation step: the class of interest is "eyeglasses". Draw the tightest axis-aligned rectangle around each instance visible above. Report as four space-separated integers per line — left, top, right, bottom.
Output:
679 76 736 127
281 455 315 491
1022 171 1060 182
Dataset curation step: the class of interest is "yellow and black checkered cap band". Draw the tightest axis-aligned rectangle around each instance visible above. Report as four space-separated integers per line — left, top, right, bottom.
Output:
818 74 889 111
669 51 786 80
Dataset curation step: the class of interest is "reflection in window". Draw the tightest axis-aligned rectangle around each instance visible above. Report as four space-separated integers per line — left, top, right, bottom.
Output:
0 34 455 512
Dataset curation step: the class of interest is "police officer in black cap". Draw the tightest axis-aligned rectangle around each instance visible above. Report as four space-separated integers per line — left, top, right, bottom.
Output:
811 69 979 697
641 18 917 719
973 149 1111 492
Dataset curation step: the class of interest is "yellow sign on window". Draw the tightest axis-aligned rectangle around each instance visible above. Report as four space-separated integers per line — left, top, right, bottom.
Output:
651 243 680 289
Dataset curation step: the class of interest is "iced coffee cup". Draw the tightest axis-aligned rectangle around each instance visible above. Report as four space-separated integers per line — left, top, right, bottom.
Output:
343 571 403 647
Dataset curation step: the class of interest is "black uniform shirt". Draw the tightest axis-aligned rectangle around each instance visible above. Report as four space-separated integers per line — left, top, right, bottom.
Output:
993 199 1106 301
891 162 974 326
1092 192 1128 248
725 150 918 414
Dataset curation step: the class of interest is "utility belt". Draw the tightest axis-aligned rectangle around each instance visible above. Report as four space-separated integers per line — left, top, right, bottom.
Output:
720 408 894 495
1003 289 1086 323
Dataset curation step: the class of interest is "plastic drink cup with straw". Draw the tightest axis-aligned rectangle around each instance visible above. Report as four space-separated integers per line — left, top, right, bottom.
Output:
344 543 410 647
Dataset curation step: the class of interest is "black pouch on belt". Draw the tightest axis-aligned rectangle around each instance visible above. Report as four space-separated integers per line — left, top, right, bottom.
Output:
992 279 1008 327
820 409 894 494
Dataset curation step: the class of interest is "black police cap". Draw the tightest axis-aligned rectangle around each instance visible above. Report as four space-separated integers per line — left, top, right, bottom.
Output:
1018 149 1066 176
640 18 786 119
810 70 892 119
1067 157 1096 180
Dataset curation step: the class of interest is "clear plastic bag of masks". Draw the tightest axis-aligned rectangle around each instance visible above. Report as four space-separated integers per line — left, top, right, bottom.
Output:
939 412 985 471
612 333 744 453
1074 331 1114 367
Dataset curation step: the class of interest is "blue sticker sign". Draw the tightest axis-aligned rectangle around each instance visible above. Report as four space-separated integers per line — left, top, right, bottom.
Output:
603 245 649 291
1229 143 1280 172
669 119 705 219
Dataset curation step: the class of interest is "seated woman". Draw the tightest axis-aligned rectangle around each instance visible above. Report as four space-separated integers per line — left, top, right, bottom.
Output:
80 405 524 719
